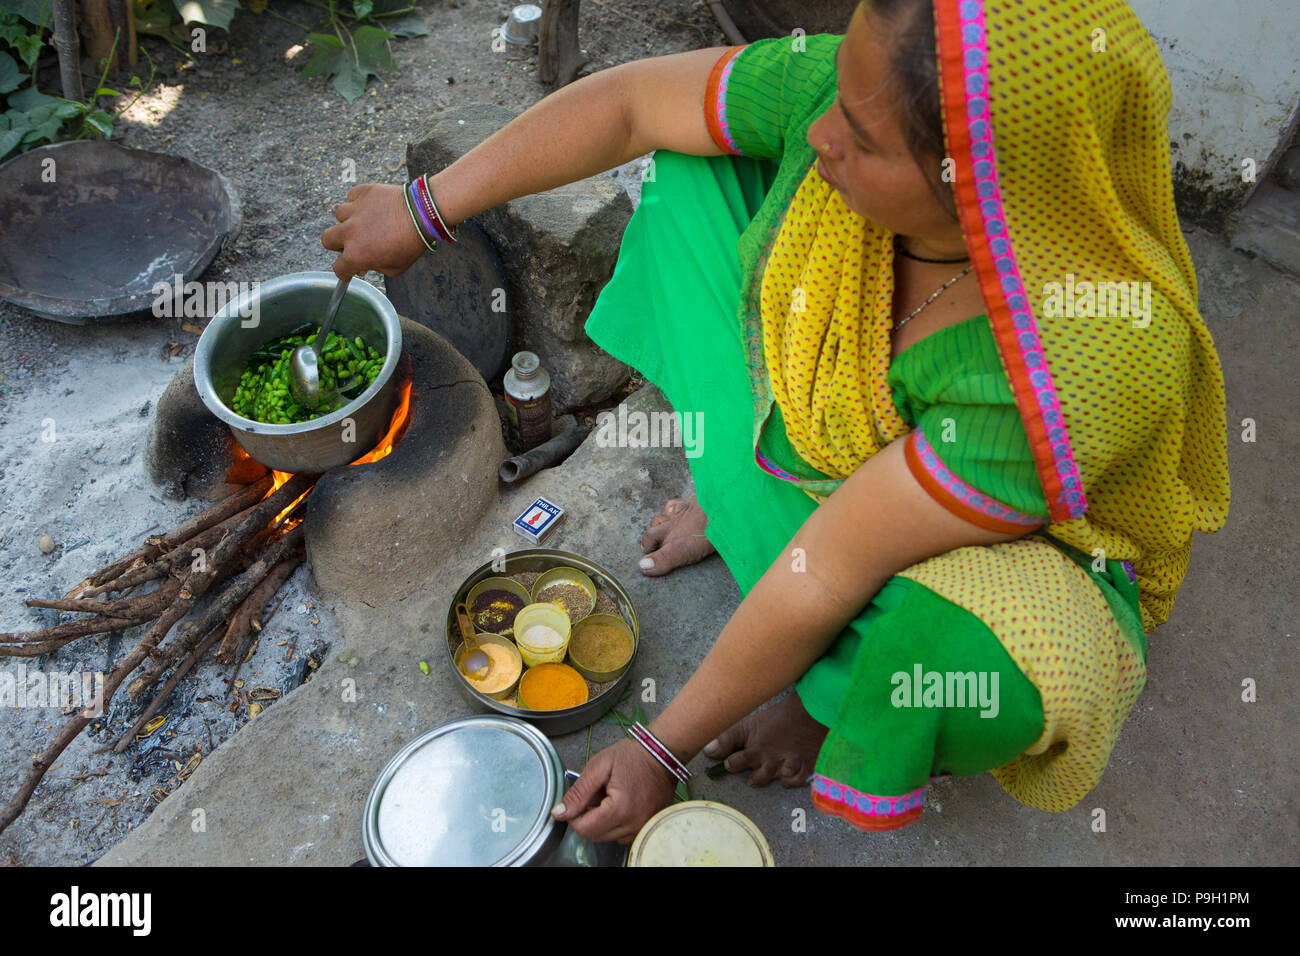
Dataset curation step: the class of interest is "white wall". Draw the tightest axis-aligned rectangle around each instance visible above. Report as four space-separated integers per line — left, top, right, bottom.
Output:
1131 0 1299 210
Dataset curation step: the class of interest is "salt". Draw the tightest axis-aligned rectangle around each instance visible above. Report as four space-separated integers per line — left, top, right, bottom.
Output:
521 624 563 649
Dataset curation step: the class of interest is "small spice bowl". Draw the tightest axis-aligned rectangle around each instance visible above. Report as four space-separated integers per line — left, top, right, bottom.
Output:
531 567 597 623
518 662 590 711
454 633 524 701
465 577 533 636
567 614 636 683
513 602 572 667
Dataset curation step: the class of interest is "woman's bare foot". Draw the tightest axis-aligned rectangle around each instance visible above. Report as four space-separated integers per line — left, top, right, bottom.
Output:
638 497 716 577
702 693 828 787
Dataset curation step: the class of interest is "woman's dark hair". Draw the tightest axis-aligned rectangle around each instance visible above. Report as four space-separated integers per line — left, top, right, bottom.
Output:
855 0 956 219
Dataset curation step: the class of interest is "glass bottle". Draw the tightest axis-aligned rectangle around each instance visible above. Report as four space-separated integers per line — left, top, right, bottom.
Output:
503 351 553 449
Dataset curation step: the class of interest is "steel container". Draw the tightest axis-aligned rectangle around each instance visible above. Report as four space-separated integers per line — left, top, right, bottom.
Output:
362 715 625 866
193 271 402 473
445 549 639 735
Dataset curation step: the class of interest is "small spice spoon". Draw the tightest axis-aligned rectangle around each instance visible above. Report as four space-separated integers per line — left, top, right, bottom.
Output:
455 601 492 680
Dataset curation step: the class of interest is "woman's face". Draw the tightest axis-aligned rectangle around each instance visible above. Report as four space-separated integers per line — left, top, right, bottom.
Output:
806 4 961 251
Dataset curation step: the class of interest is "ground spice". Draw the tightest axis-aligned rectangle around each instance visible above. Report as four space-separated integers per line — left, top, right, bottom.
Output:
569 623 633 673
462 642 522 695
470 589 525 633
519 663 589 711
537 582 594 622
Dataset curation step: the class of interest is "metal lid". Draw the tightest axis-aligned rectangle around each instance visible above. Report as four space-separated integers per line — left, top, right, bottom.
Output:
628 801 775 867
364 716 562 866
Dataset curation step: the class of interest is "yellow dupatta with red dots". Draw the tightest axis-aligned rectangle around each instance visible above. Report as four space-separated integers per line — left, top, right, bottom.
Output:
750 0 1230 635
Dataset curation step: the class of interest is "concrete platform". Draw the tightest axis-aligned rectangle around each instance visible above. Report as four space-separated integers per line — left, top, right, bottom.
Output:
96 227 1297 866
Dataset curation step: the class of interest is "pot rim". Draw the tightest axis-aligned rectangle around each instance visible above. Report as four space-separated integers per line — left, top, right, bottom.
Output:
192 271 402 437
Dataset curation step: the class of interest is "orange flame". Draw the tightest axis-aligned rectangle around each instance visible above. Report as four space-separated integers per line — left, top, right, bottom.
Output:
228 381 414 524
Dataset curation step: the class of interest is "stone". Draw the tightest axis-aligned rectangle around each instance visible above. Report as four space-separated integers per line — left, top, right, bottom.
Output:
406 104 632 412
382 219 512 383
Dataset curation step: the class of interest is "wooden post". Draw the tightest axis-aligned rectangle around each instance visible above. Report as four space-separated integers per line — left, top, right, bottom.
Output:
108 0 137 68
51 0 84 101
538 0 587 87
78 0 118 76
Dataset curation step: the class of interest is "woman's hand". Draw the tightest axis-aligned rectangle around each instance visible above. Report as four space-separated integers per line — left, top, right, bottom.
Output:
553 737 678 844
320 183 428 281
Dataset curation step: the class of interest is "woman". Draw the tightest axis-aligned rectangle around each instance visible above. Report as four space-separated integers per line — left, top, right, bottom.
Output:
323 0 1229 842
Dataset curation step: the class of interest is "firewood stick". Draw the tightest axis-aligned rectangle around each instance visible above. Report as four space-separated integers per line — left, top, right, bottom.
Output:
80 514 244 598
0 614 142 653
215 549 303 665
119 626 228 753
127 536 295 696
112 528 305 750
127 532 303 698
74 474 274 594
0 476 311 836
26 579 182 617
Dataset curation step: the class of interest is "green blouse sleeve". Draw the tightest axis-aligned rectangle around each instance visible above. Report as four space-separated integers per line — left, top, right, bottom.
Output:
703 34 844 160
889 316 1050 530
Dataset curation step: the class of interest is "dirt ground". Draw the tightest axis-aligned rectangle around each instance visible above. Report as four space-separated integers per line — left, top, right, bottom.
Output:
0 0 730 866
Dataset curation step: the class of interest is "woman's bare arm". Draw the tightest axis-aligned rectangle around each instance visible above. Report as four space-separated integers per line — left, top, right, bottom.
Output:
426 47 735 228
561 438 1032 840
323 47 735 278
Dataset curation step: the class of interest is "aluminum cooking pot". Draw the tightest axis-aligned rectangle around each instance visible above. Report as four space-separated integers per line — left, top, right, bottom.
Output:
361 716 626 867
193 272 402 474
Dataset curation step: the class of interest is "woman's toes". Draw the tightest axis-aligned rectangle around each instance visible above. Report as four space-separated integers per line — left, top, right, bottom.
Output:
640 522 668 554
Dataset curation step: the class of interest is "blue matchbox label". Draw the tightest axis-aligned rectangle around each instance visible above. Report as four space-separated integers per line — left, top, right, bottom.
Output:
514 497 563 542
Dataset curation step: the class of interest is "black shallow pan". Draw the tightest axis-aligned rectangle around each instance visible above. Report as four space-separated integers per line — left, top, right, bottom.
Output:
0 141 240 322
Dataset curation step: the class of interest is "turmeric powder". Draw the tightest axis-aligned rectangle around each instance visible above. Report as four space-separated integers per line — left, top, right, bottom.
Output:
519 663 589 711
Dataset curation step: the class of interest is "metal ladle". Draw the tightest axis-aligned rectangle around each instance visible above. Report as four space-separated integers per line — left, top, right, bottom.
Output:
289 276 351 409
454 601 492 680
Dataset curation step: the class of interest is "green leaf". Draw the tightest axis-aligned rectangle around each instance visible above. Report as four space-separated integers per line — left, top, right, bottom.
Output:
0 16 29 49
353 23 395 70
380 12 427 38
95 86 125 97
52 99 82 119
673 779 691 803
4 109 32 134
134 0 177 38
6 84 59 110
13 29 40 68
172 0 240 30
0 51 24 94
301 26 394 103
0 127 22 158
4 0 51 27
352 0 373 19
17 103 63 142
705 762 730 780
631 700 649 726
83 108 113 136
